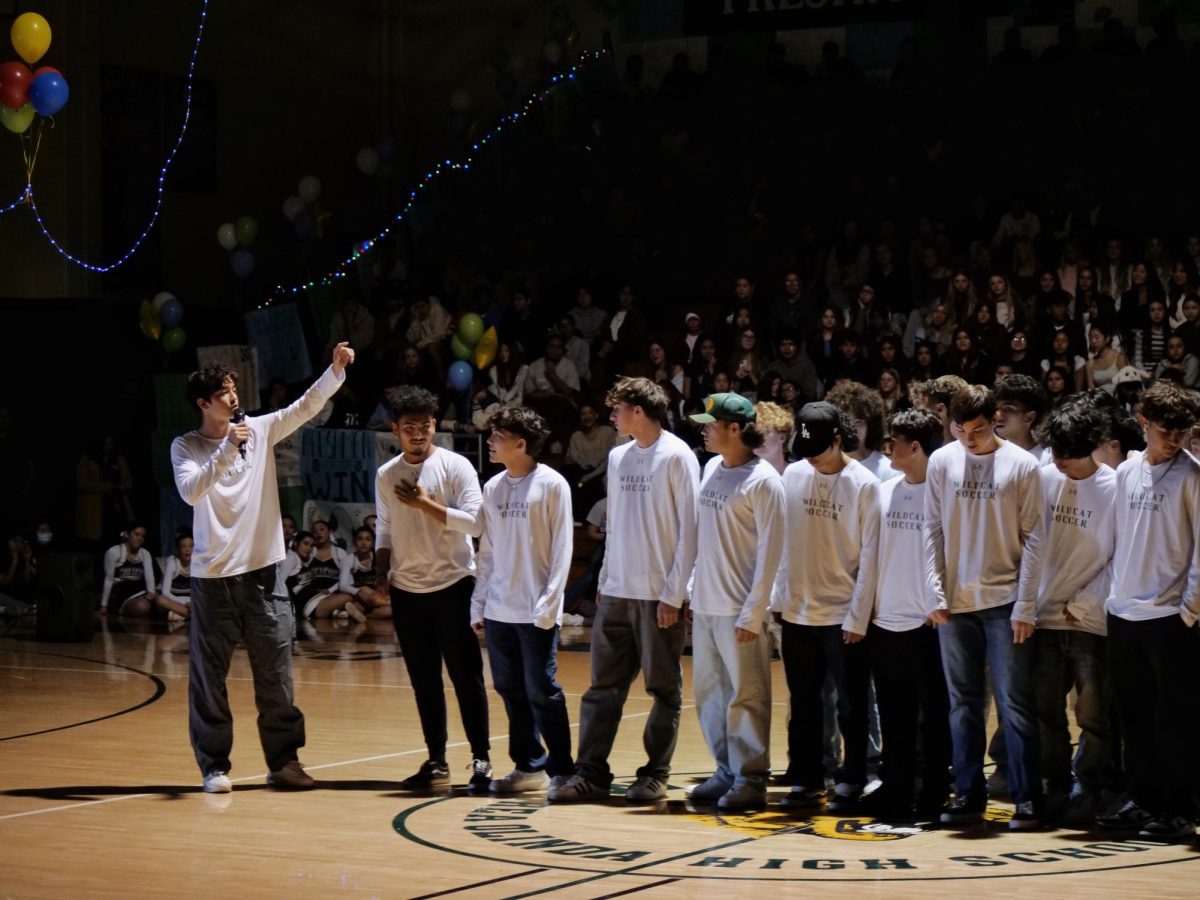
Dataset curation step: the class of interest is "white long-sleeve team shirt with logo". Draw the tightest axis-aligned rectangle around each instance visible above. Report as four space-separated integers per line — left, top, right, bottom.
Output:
1028 463 1117 636
171 366 345 579
99 545 155 608
1107 450 1200 626
375 446 483 592
690 456 786 634
873 479 936 632
923 439 1042 617
772 457 880 635
471 464 574 630
597 430 699 606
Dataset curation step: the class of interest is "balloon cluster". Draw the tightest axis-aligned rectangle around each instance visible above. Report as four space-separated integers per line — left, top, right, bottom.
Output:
216 215 258 277
281 174 326 240
139 291 187 353
354 137 396 177
0 13 69 135
448 316 499 392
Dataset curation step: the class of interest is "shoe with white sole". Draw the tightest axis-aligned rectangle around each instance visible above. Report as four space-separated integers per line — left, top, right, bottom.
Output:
203 771 232 793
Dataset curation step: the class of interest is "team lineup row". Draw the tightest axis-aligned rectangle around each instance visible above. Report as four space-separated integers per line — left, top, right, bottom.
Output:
168 342 1200 844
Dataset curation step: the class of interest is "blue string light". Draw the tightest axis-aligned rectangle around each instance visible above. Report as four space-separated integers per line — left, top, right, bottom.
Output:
259 49 607 309
19 0 208 272
0 189 26 216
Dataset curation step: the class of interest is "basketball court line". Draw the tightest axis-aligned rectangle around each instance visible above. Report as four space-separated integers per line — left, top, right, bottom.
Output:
0 703 694 822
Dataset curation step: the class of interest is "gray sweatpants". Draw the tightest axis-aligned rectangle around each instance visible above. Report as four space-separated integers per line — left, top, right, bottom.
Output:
188 566 305 777
575 595 684 785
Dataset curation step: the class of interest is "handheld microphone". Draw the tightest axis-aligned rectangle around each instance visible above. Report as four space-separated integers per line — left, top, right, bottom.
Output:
232 407 246 459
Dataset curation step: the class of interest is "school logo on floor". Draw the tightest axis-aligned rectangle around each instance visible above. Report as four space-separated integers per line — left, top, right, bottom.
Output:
393 788 1200 883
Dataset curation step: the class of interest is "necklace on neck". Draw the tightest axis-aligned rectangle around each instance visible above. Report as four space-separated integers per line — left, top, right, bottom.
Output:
504 468 534 486
1142 451 1181 490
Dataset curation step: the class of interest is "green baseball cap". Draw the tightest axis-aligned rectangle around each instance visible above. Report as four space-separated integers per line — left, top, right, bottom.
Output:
689 392 757 425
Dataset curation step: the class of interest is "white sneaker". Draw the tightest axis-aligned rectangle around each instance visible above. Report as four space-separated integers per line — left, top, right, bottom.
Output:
203 771 232 793
490 768 550 793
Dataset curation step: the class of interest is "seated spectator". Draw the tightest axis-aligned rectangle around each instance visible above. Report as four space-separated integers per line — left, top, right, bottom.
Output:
325 290 376 358
1084 322 1128 394
1032 291 1086 360
902 302 953 359
877 368 910 419
157 530 193 620
1172 296 1200 356
942 327 994 386
874 335 906 380
556 314 592 386
298 519 349 619
1042 365 1075 408
679 312 706 367
568 286 607 346
480 341 528 409
908 340 939 381
1118 262 1166 335
688 336 721 401
779 379 803 412
828 329 877 387
563 402 616 519
648 339 687 396
99 521 157 617
806 307 846 386
970 302 1009 359
1030 267 1073 322
943 268 980 326
0 531 35 617
985 271 1028 330
281 514 297 550
1040 330 1087 392
596 284 648 379
327 526 391 621
527 335 581 399
725 328 766 399
1154 335 1200 387
766 330 822 402
768 272 819 342
1166 258 1199 328
758 370 784 404
848 282 893 347
505 285 550 360
405 294 454 364
1132 298 1172 371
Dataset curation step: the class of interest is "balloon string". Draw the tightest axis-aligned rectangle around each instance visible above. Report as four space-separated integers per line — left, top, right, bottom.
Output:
21 119 44 185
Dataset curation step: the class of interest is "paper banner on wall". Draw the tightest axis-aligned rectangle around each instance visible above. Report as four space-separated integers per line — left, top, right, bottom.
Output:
300 499 375 551
245 304 312 387
300 428 379 504
197 344 261 411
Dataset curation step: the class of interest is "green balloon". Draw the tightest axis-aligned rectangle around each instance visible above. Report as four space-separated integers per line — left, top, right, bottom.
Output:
458 313 485 347
0 103 35 134
234 215 259 247
450 334 472 361
162 326 186 353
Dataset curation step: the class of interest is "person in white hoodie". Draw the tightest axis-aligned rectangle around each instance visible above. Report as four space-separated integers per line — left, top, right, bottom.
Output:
773 402 880 814
1026 399 1120 827
549 377 699 804
471 406 574 795
171 341 354 794
924 384 1043 830
686 393 785 810
1096 381 1200 842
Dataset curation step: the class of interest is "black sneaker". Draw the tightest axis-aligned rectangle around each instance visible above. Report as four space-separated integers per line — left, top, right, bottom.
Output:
779 785 825 811
1008 800 1041 831
1096 799 1154 831
467 758 492 794
1138 816 1196 841
401 759 450 790
940 794 985 826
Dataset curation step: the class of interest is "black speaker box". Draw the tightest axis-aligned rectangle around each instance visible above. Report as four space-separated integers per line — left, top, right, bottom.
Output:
35 553 95 643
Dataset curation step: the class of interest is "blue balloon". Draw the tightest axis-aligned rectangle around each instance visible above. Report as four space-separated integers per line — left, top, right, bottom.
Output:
448 360 474 392
29 72 69 117
231 249 255 278
159 297 183 328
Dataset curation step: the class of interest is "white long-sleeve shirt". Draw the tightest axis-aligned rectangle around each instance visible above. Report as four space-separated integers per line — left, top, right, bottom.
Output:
690 456 785 634
772 457 880 635
471 464 574 629
1107 450 1200 625
1031 463 1117 636
873 479 936 632
171 366 345 578
375 447 483 592
924 439 1042 616
860 450 902 482
99 545 155 608
597 430 700 606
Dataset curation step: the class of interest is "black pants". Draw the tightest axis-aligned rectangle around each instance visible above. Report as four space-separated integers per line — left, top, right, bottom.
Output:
781 621 870 787
868 623 951 806
1107 612 1199 819
390 577 490 760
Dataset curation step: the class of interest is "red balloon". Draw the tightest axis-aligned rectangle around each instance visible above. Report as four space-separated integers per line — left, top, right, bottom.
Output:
33 66 62 79
0 61 32 110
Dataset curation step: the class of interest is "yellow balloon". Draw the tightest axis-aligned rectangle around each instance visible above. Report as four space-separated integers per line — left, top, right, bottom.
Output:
11 13 51 66
474 326 499 370
139 300 162 341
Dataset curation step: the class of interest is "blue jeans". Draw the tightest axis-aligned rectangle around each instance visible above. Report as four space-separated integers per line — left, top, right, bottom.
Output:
938 603 1041 805
485 619 574 777
1031 628 1119 796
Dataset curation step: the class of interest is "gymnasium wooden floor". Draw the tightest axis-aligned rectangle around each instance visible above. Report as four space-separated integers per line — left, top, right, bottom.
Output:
2 616 1197 899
